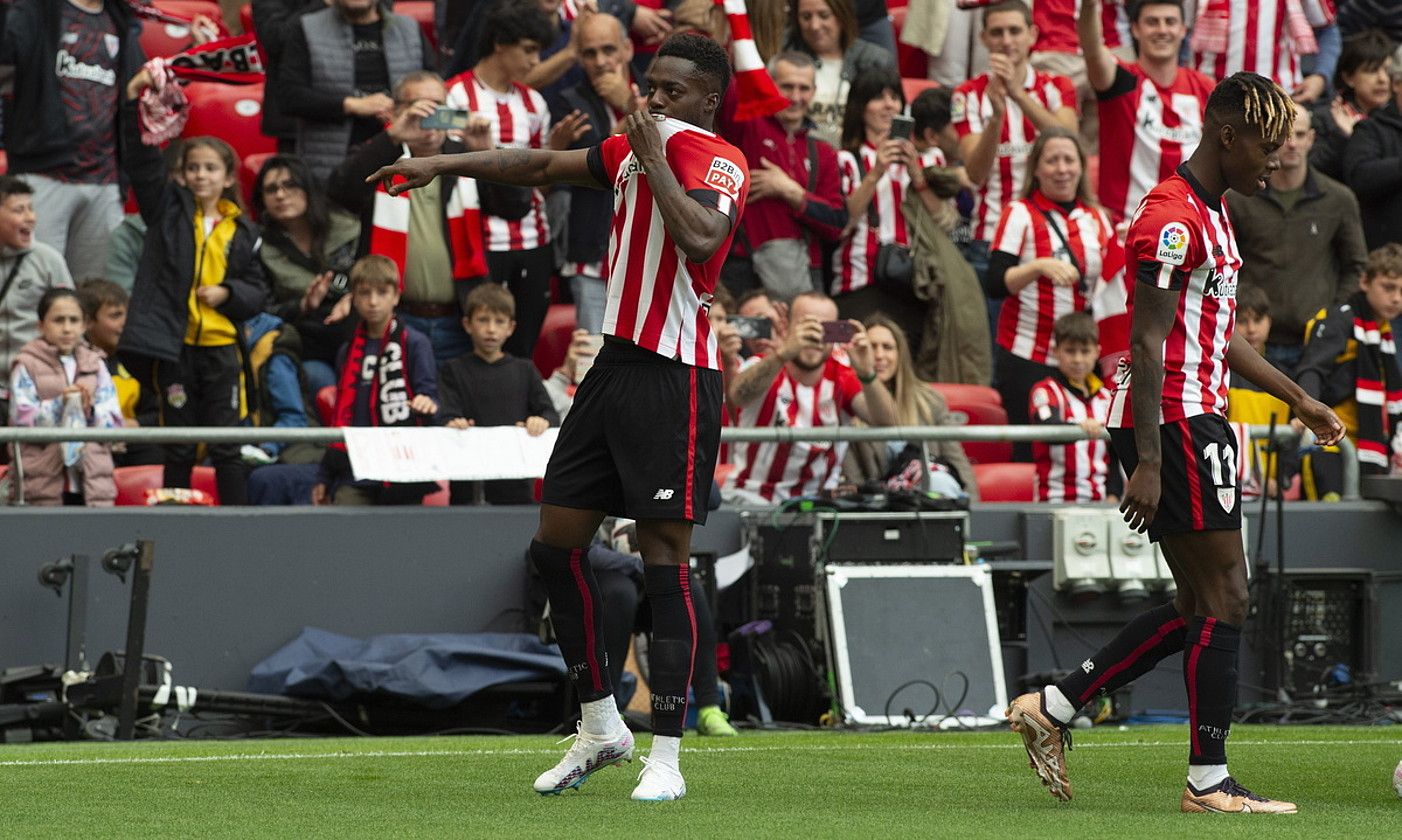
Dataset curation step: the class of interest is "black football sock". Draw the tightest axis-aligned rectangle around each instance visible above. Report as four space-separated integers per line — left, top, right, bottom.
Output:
1053 601 1188 715
688 571 720 708
530 540 613 703
644 564 697 739
1184 617 1241 767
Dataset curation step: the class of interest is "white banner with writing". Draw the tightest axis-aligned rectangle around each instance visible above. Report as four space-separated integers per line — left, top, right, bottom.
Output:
343 427 559 482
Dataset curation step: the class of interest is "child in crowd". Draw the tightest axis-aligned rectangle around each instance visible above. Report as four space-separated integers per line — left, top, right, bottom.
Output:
119 137 269 505
8 289 123 505
1028 312 1116 503
77 279 162 468
1227 284 1295 499
1296 244 1402 499
437 283 557 505
313 256 438 506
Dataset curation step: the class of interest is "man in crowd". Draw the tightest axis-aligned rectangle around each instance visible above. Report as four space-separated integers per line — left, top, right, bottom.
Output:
552 11 644 333
1078 0 1216 223
719 50 848 302
250 0 327 152
280 0 436 181
1229 101 1367 372
953 0 1078 280
328 72 492 365
0 0 163 281
723 291 897 504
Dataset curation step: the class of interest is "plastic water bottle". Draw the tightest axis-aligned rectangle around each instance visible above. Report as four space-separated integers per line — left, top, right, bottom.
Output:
61 390 84 467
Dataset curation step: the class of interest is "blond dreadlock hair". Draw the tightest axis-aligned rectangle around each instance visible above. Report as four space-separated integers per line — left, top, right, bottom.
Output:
1206 72 1296 145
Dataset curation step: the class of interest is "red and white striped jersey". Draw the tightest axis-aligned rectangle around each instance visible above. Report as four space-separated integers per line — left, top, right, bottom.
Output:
445 70 551 252
831 143 944 296
1031 373 1114 502
1033 0 1130 53
724 355 863 502
1097 61 1215 222
587 117 748 370
1107 168 1242 428
989 192 1112 365
952 70 1077 241
1188 0 1311 90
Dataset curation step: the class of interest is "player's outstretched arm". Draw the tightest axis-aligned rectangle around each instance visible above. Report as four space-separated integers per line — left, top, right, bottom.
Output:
622 112 731 264
1226 332 1345 446
1077 0 1117 94
368 148 600 194
1120 282 1177 532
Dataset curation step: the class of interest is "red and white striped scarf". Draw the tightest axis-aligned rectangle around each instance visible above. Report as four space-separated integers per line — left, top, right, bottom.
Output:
719 0 789 121
369 147 487 287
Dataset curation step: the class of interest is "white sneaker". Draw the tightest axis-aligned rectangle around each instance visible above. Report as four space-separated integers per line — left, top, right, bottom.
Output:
532 723 634 795
630 755 687 801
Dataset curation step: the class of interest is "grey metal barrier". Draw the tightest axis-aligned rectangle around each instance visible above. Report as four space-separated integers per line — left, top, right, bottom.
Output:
0 424 1360 501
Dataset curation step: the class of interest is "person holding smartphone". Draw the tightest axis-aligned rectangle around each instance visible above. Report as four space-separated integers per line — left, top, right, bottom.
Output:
723 290 898 504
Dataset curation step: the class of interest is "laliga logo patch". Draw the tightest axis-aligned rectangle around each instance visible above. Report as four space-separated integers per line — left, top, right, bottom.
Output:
704 156 743 200
1157 223 1189 266
1217 486 1236 512
950 91 966 123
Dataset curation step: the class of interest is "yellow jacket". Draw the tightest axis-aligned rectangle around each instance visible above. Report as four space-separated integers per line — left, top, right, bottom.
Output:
184 199 242 347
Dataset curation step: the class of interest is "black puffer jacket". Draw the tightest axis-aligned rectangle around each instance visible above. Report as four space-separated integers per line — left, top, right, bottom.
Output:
1342 100 1402 250
120 185 270 363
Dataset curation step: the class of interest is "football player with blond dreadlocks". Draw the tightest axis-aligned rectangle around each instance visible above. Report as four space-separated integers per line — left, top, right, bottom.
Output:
1006 72 1346 814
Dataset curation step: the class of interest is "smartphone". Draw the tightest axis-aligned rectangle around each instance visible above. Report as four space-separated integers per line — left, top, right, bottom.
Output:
821 320 857 344
889 114 915 141
421 107 470 130
727 315 772 341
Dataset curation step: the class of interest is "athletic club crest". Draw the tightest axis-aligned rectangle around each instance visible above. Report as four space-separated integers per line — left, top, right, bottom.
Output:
1217 486 1235 512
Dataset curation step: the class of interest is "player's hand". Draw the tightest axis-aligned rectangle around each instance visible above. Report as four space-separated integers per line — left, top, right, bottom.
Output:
623 110 666 171
410 395 438 416
549 110 591 151
311 483 328 506
1120 464 1160 533
446 418 473 430
1078 417 1105 439
520 416 550 436
1038 258 1081 287
779 315 823 362
368 157 440 195
195 285 230 308
1292 395 1345 447
845 320 876 379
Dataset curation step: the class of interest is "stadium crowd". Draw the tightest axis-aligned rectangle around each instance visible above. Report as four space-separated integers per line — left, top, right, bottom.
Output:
0 0 1400 508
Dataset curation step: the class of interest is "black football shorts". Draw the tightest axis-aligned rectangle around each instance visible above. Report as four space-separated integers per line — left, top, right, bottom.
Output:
1109 413 1243 543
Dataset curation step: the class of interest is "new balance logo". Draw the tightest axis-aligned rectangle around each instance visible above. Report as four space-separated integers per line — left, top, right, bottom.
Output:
653 489 675 500
1081 659 1095 674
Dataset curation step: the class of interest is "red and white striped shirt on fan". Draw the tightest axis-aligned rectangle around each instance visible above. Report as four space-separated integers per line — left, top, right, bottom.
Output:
724 356 863 503
1030 373 1114 502
1097 61 1215 223
1032 0 1130 53
831 144 944 295
952 70 1077 242
445 70 551 252
989 192 1113 365
587 117 748 370
1188 0 1336 90
1107 167 1242 429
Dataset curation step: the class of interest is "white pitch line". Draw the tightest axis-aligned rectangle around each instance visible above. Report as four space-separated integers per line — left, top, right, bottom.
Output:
0 738 1395 769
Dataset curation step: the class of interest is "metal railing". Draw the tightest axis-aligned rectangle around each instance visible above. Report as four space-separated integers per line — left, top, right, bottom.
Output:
0 424 1360 501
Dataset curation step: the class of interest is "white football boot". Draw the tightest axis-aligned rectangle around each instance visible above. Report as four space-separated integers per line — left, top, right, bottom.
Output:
630 755 687 801
532 723 634 795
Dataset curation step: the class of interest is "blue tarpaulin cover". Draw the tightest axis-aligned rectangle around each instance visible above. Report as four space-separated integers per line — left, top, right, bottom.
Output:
247 627 566 709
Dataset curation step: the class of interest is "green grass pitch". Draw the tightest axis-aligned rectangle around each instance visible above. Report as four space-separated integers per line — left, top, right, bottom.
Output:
0 726 1398 838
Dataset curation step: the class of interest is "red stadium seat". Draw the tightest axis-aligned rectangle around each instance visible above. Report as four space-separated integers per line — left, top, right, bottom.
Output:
181 81 277 162
139 2 229 60
973 462 1036 502
422 481 450 506
889 5 928 80
239 2 254 35
945 400 1013 464
395 1 438 48
533 304 578 379
114 465 165 506
901 76 939 104
315 385 337 428
191 465 220 505
0 150 8 174
240 151 276 208
929 382 1002 411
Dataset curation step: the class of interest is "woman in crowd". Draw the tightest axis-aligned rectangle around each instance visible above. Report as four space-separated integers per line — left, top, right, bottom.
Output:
831 68 940 346
253 155 361 393
983 127 1111 461
843 315 977 499
784 0 893 145
8 289 123 506
1311 29 1396 181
